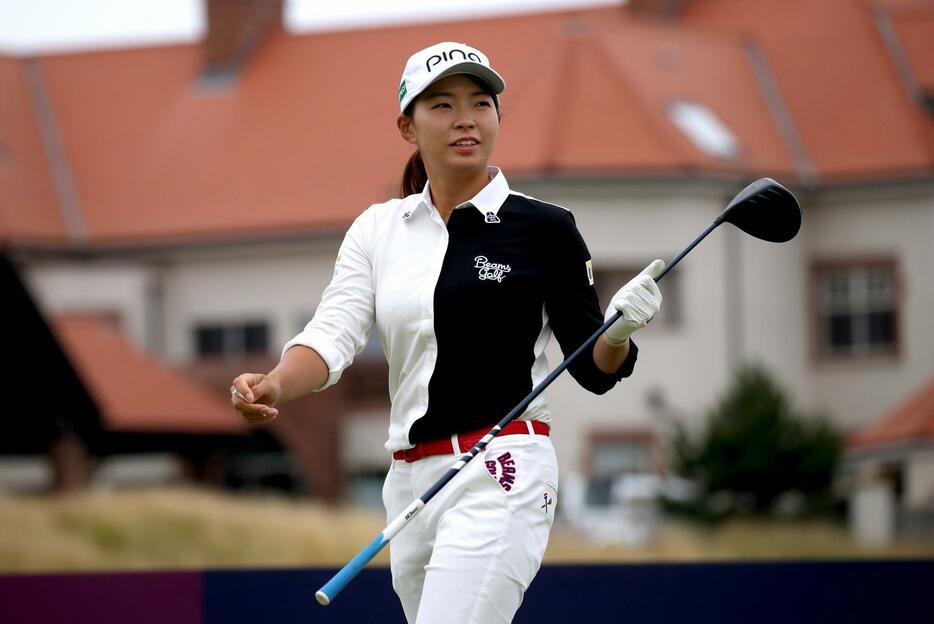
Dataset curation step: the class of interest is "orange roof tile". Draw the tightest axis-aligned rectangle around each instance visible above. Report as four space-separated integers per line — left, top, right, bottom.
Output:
682 0 934 180
51 313 245 434
848 377 934 450
0 2 931 246
887 1 934 92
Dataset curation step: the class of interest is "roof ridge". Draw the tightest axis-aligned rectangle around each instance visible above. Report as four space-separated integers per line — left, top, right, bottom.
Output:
23 58 88 245
743 39 818 186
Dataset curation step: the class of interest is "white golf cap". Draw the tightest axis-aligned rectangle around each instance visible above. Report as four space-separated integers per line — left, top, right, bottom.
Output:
398 42 506 113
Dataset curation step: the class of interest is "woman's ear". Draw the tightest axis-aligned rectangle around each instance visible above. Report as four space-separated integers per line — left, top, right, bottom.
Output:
397 114 418 145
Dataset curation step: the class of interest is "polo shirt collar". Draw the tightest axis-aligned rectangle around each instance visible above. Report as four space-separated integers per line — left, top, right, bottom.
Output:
415 166 509 220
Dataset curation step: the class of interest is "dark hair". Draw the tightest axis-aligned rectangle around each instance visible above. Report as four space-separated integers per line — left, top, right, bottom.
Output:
399 75 501 198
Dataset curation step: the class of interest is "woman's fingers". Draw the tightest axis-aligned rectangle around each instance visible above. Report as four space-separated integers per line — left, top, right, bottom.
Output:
236 407 278 425
231 373 263 403
233 401 279 424
230 373 279 424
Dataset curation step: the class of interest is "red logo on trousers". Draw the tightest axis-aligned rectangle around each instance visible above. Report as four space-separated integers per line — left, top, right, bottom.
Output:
485 452 517 491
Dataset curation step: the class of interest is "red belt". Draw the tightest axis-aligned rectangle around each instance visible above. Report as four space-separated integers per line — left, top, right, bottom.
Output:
393 420 550 463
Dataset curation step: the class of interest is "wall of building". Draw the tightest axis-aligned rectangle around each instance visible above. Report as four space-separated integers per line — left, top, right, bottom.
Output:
160 239 341 362
22 261 154 350
804 185 934 431
18 179 934 488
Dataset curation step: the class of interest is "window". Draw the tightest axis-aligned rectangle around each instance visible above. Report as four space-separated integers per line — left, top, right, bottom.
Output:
585 432 657 507
195 321 269 358
668 100 740 159
594 264 681 327
813 260 898 358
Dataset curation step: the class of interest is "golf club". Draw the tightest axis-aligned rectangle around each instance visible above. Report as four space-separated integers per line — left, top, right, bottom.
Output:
315 177 801 606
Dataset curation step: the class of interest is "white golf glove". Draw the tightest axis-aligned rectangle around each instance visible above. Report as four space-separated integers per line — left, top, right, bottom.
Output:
603 259 665 346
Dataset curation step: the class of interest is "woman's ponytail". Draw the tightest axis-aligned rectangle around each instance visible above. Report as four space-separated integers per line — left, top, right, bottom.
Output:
400 149 427 198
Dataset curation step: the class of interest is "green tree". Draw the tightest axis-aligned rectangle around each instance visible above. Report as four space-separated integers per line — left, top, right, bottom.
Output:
671 365 842 518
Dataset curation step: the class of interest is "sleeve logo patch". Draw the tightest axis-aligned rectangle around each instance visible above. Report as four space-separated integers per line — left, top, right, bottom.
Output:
586 259 594 285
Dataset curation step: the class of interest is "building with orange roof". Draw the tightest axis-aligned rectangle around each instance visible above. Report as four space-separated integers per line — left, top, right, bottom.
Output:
845 376 934 542
1 0 932 510
0 252 252 491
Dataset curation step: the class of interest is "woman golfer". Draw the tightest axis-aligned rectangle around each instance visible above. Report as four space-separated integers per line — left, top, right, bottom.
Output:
231 41 663 624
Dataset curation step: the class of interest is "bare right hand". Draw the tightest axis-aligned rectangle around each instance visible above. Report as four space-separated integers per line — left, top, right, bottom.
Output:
230 373 283 425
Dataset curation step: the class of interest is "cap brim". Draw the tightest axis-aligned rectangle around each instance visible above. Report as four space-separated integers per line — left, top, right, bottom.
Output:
432 62 505 95
402 62 506 112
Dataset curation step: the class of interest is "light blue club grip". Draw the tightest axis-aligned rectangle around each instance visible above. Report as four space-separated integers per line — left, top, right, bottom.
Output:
316 532 388 605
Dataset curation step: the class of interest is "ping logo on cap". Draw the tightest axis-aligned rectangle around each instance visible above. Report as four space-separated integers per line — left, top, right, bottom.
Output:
426 48 483 72
398 42 505 113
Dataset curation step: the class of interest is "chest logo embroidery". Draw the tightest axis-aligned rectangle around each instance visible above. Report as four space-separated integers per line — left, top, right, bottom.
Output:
474 256 511 282
484 211 500 224
486 452 517 491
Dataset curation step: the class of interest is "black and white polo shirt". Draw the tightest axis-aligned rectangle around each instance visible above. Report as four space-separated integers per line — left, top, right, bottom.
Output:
283 167 637 453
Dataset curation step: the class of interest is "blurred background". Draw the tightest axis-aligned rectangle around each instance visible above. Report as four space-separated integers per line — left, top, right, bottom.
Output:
1 0 932 573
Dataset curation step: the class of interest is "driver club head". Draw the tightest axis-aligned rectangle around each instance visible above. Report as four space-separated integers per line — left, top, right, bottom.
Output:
718 178 801 243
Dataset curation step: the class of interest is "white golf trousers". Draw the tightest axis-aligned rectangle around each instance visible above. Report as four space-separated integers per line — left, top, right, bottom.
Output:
382 430 558 624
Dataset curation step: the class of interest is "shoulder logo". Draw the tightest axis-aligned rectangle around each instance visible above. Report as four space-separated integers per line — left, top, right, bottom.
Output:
586 259 594 285
474 255 511 283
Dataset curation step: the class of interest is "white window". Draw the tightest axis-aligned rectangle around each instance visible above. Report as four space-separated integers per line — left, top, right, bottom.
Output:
668 100 740 159
814 261 898 358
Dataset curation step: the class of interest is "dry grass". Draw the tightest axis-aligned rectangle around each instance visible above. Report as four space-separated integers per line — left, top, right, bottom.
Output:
0 487 931 573
0 487 389 572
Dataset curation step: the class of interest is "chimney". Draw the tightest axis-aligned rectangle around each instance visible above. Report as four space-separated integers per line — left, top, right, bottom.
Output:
202 0 284 84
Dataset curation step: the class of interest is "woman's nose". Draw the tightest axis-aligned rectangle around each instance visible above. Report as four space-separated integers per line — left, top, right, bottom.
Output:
454 117 476 130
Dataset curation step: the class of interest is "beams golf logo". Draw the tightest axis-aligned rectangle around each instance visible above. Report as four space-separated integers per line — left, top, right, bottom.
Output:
474 255 511 282
485 452 517 491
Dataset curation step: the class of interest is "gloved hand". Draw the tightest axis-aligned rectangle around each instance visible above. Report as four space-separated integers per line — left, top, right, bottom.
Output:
603 259 665 346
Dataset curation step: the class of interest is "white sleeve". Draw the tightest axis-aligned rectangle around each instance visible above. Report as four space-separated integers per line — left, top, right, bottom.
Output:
281 207 376 391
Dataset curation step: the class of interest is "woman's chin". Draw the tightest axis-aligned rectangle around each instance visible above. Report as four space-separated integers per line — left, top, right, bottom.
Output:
440 156 490 177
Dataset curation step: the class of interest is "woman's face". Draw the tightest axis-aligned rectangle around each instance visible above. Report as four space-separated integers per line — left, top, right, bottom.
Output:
398 74 499 180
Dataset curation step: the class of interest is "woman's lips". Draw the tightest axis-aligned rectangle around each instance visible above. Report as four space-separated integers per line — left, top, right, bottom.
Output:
450 138 480 154
451 143 480 153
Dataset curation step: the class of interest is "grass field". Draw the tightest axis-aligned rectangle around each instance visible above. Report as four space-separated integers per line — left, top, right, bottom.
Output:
1 487 931 572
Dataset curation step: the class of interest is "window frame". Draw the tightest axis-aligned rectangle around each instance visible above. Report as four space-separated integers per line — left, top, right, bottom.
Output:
193 318 271 359
809 256 901 363
582 428 662 507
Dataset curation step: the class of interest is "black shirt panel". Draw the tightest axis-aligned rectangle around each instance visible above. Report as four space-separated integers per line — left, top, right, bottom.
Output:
408 194 637 444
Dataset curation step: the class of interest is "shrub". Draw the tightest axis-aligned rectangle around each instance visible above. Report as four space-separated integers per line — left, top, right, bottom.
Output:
670 364 843 520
